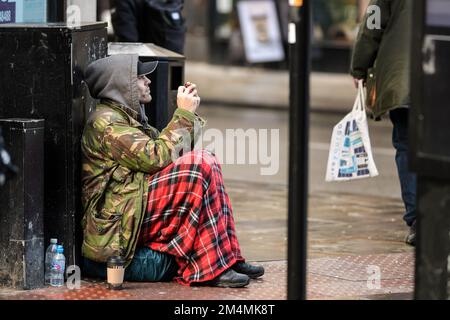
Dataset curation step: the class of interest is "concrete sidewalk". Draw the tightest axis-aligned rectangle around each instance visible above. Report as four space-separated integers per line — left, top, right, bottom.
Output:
0 180 414 300
185 62 356 112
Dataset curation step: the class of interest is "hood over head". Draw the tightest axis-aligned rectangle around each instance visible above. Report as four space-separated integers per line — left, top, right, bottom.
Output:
84 54 142 115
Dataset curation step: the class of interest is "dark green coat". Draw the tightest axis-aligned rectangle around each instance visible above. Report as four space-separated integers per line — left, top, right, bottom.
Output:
350 0 412 118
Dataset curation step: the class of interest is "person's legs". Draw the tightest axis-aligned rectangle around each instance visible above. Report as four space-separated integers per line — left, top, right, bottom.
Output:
389 108 417 227
138 150 247 286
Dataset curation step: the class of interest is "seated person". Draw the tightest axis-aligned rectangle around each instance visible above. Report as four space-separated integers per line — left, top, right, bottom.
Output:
81 54 264 287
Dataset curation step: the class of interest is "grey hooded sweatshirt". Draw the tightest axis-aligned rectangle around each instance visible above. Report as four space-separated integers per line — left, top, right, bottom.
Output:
84 54 148 124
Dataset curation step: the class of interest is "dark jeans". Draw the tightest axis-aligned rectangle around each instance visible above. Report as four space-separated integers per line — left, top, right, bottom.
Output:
389 108 417 227
82 247 177 282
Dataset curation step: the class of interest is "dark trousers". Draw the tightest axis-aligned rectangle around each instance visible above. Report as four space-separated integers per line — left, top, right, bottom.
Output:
389 108 417 227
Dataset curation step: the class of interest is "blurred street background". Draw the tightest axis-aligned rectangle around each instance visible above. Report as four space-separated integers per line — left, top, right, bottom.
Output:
147 0 415 299
0 0 417 300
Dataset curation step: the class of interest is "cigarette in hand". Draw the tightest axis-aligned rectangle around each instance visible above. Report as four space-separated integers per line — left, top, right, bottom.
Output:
184 82 194 93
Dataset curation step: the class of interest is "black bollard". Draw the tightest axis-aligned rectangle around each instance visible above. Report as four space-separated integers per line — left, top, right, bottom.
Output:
0 119 45 290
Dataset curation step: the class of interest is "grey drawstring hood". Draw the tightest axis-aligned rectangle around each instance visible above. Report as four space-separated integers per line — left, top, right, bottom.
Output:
84 54 143 119
139 104 150 128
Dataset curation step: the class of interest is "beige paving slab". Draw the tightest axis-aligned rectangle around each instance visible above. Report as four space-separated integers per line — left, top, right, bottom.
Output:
0 180 414 300
185 61 356 111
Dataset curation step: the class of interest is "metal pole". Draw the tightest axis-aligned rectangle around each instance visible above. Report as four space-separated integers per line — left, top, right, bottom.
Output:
206 0 217 64
288 0 311 300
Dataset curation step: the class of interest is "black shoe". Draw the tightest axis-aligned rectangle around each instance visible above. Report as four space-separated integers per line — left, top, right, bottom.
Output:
232 262 265 279
405 221 416 246
202 269 250 288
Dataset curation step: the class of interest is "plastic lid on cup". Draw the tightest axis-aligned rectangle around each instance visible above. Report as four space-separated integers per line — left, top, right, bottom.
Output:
107 256 125 268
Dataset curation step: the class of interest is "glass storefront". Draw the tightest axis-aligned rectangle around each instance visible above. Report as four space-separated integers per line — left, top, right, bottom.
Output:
313 0 359 47
0 0 47 24
0 0 97 25
189 0 364 48
182 0 369 66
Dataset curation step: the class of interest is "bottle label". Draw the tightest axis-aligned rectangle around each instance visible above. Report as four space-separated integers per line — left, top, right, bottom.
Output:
51 262 65 273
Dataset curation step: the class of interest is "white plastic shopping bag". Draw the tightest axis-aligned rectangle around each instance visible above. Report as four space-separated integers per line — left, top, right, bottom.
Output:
325 80 379 182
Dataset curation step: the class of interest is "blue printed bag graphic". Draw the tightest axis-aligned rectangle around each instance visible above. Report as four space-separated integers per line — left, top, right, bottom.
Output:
326 81 378 182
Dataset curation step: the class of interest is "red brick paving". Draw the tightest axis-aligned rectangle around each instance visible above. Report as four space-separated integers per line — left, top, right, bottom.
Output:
0 252 414 300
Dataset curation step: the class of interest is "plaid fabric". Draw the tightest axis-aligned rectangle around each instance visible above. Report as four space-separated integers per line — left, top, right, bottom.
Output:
138 150 245 285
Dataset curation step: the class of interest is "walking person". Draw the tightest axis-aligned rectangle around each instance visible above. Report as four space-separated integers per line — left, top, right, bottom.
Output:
351 0 416 245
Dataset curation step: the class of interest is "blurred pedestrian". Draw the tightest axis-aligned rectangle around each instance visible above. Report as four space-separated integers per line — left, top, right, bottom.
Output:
111 0 186 54
351 0 416 245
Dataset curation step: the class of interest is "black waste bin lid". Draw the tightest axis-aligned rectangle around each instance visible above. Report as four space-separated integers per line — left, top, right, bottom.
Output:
0 118 44 129
0 22 107 32
108 42 185 62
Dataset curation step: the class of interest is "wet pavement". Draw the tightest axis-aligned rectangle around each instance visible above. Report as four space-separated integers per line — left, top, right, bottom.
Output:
0 70 415 299
0 180 414 300
199 105 402 200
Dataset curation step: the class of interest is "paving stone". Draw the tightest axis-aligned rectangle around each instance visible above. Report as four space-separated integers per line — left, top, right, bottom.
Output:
0 181 415 300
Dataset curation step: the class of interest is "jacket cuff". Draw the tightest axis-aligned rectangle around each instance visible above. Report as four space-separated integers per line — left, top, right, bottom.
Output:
174 108 206 126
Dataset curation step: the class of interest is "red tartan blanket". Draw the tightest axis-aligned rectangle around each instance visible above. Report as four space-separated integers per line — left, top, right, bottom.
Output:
138 151 245 285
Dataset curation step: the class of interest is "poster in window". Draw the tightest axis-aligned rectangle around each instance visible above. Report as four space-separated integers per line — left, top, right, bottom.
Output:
0 0 47 24
237 0 285 63
0 1 16 24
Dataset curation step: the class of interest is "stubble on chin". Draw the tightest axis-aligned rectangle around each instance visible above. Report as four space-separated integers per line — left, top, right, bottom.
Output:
140 94 152 104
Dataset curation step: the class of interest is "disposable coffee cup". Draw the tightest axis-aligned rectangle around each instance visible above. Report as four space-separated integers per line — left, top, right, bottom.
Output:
107 256 125 290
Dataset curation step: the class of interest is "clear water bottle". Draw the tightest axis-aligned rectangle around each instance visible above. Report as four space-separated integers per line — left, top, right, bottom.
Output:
44 238 58 285
50 245 66 287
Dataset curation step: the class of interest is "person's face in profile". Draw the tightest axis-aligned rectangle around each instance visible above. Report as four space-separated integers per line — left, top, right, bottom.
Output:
137 75 152 104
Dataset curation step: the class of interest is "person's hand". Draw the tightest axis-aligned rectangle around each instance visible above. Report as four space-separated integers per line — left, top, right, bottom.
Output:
177 82 201 113
353 78 366 89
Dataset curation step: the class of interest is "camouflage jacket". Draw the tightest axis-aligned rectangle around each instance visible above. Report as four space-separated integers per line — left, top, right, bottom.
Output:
81 99 204 266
